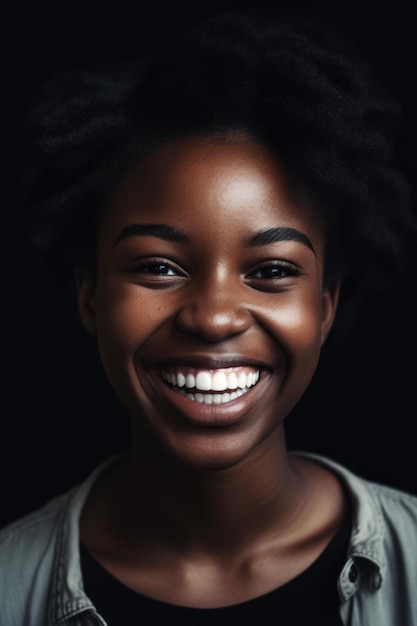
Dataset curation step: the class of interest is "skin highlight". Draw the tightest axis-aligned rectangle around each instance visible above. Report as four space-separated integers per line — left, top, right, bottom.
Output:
77 134 344 608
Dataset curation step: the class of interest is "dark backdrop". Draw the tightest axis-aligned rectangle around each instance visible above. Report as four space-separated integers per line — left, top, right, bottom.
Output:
3 0 417 528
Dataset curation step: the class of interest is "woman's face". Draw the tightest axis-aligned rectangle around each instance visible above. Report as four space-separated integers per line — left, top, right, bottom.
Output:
78 135 338 470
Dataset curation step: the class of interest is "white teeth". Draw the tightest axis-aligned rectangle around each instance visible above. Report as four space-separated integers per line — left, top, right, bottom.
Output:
211 371 228 391
195 371 211 391
238 372 247 389
178 388 253 404
186 374 195 388
227 372 239 389
161 366 261 403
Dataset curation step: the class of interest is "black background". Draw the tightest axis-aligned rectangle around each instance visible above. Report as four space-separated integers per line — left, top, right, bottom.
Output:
3 0 417 528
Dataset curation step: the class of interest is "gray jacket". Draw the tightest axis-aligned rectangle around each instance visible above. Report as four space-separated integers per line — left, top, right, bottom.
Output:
1 453 416 625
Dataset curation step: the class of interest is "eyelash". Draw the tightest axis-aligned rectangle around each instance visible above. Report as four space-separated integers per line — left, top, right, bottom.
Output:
128 258 186 277
128 258 300 282
246 261 301 280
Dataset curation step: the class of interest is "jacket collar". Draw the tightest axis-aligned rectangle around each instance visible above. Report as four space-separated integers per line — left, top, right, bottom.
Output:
294 452 386 600
50 454 128 624
49 451 385 621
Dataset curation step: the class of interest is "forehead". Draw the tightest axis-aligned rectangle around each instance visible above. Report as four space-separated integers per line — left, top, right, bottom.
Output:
102 134 325 248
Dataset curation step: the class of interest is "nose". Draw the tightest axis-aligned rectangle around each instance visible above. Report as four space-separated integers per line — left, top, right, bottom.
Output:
175 278 252 342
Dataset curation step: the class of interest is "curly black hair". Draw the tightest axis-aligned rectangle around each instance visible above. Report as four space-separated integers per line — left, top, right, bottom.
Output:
20 8 417 311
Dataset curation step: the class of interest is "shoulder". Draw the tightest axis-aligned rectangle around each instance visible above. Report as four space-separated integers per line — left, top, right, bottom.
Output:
0 456 120 564
343 465 417 532
0 489 71 554
295 451 417 505
0 489 75 626
0 453 130 625
294 451 417 542
0 488 78 583
366 479 417 539
293 453 417 624
0 453 128 555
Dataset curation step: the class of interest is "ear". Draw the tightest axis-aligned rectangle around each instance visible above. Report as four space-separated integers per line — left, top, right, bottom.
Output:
75 267 97 336
320 280 340 345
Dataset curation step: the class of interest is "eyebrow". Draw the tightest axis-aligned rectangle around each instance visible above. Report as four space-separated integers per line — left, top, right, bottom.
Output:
114 223 315 255
245 227 315 254
114 223 189 247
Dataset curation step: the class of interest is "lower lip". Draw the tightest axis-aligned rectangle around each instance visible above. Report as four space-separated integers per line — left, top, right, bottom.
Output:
149 370 271 427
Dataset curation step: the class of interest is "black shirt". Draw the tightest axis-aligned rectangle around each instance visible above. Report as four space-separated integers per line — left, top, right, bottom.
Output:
80 516 350 625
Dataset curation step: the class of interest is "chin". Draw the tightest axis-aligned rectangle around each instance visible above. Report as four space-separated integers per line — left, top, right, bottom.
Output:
135 420 281 474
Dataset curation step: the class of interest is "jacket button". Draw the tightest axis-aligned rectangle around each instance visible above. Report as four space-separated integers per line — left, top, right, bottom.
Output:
372 572 382 590
348 563 358 583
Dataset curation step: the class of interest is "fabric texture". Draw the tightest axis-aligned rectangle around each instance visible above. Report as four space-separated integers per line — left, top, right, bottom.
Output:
1 452 416 626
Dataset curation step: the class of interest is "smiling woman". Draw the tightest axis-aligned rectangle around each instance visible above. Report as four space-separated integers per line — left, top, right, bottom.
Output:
2 8 417 626
76 135 335 466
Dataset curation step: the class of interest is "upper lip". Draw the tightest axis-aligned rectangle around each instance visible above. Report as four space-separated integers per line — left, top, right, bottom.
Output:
147 354 274 371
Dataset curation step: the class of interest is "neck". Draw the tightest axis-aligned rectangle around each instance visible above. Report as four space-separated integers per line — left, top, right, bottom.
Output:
111 429 308 557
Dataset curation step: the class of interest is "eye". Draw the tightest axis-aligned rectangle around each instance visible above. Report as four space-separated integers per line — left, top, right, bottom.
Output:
247 261 301 280
131 260 179 276
127 257 187 287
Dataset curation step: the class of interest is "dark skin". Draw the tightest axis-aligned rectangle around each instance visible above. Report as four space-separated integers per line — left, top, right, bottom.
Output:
78 133 346 608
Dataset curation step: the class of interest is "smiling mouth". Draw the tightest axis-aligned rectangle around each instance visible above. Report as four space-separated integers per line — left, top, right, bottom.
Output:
161 366 260 405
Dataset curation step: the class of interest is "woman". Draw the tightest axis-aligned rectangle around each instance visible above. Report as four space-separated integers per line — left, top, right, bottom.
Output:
1 9 416 625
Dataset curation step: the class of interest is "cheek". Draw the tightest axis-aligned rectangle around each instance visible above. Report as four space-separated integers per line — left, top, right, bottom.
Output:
258 289 324 360
260 293 324 418
93 283 163 384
